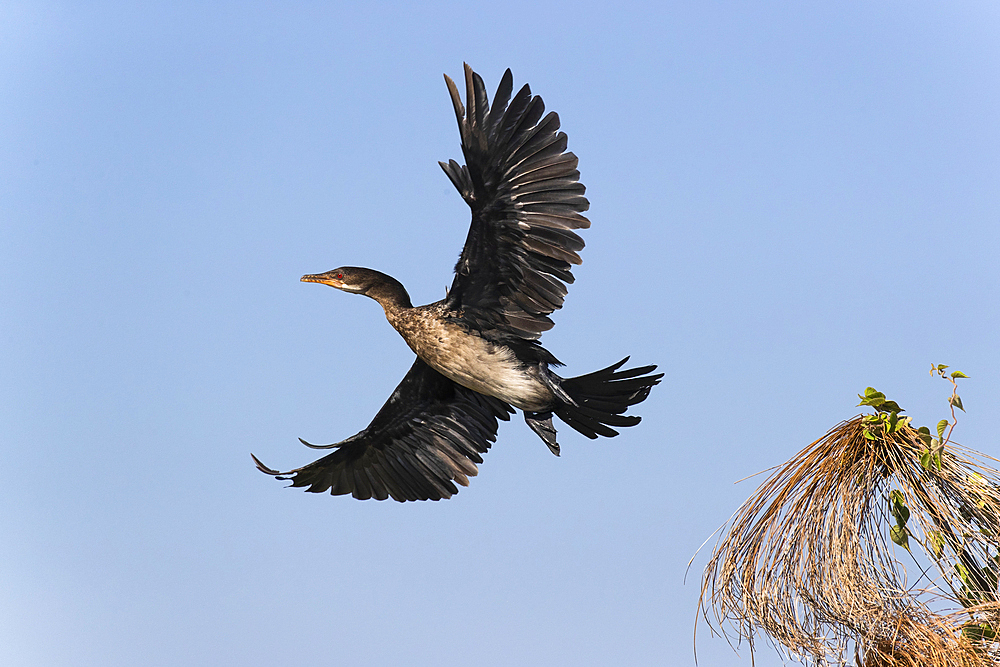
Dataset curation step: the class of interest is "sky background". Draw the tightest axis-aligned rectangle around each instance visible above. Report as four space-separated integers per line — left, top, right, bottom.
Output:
3 2 999 665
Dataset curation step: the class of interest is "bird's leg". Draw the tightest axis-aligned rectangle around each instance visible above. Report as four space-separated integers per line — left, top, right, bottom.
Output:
524 411 560 456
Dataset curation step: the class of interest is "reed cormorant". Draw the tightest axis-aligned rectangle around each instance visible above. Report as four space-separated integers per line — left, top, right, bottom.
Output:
252 64 662 501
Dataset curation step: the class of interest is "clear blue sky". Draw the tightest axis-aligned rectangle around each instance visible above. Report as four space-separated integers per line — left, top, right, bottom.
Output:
2 2 998 665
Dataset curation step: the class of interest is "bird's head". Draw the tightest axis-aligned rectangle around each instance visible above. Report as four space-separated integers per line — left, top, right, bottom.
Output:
301 266 412 308
301 266 376 294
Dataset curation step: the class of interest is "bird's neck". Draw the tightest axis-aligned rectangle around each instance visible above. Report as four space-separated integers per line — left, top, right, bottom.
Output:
365 274 413 314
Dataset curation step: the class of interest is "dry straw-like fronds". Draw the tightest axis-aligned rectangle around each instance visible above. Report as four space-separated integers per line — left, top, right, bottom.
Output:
698 414 1000 666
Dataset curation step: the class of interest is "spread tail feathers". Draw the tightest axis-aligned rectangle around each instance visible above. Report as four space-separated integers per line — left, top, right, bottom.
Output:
553 357 662 440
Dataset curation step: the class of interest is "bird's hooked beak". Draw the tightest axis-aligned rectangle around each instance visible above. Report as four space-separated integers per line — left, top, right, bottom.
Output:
301 271 345 289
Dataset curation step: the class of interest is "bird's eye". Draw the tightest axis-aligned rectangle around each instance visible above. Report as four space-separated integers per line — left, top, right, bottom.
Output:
336 273 344 280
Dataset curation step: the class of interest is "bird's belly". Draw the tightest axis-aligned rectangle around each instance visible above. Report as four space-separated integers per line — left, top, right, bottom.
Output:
393 312 552 411
429 344 552 411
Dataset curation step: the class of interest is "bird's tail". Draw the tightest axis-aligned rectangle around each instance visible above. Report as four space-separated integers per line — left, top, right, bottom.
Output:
553 357 662 438
525 357 662 455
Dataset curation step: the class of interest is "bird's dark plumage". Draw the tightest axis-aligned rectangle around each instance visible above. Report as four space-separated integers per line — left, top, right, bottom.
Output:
253 359 512 501
253 65 662 501
439 67 590 346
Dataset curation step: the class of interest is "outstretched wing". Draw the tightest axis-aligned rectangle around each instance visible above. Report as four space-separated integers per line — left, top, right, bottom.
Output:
440 64 590 341
253 358 513 502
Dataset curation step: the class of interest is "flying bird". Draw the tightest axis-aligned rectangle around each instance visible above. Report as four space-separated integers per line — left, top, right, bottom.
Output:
252 65 662 501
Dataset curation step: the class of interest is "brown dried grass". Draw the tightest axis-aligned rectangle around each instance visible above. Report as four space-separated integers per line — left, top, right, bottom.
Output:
698 416 1000 666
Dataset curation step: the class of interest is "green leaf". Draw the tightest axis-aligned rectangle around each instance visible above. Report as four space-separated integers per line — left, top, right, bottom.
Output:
879 400 903 414
929 530 945 559
858 388 887 408
937 419 949 439
887 411 899 432
894 503 910 526
920 451 943 471
890 525 910 550
936 364 949 372
961 623 996 643
951 370 969 379
951 394 965 412
889 490 910 526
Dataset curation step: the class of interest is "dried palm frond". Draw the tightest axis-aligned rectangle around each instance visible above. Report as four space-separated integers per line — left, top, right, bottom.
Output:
698 415 1000 666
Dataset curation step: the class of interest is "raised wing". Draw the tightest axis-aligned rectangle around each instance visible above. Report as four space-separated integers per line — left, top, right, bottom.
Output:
253 358 513 502
440 64 590 340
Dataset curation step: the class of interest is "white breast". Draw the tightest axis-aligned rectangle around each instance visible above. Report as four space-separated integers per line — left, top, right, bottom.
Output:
388 306 553 411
